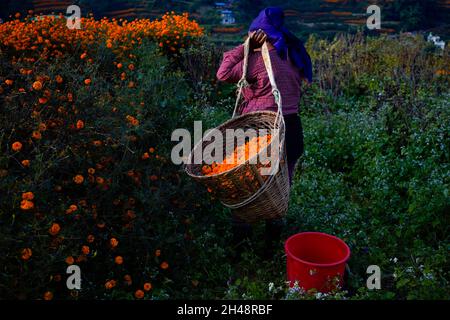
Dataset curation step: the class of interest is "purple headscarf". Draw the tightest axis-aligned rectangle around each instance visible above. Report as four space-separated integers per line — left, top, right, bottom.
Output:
249 7 312 83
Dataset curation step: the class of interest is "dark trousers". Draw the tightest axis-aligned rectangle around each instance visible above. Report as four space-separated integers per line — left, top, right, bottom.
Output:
232 113 304 254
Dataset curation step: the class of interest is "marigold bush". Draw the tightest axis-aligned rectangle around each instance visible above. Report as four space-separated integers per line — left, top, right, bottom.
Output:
0 12 225 300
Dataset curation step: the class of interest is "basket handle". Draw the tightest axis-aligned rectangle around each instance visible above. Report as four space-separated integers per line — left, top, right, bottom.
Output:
232 38 284 125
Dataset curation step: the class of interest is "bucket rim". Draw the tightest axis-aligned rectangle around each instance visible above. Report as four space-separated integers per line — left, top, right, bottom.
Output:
284 232 351 268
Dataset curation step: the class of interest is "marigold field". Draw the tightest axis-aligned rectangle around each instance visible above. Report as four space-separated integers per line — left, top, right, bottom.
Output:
0 12 449 300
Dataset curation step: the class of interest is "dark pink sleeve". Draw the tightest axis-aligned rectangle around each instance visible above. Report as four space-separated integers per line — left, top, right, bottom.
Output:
216 45 245 83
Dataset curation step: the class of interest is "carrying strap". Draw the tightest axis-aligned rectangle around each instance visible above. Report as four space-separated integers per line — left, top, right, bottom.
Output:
232 39 283 125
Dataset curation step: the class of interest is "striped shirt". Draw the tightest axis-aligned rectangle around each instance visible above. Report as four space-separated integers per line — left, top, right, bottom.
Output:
217 44 302 115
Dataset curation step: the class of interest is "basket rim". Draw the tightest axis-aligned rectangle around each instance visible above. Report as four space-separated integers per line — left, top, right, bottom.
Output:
185 110 285 179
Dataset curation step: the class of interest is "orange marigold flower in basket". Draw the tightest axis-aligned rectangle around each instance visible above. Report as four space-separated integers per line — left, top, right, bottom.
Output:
20 200 34 211
76 120 84 129
73 174 84 184
49 223 61 236
134 289 144 299
110 237 119 248
55 75 63 84
81 245 90 255
114 256 123 265
21 159 30 167
12 141 22 152
43 291 53 301
21 248 32 260
32 81 43 91
65 256 74 265
22 192 34 200
105 280 116 290
143 282 152 291
84 78 91 85
160 261 169 270
32 131 42 140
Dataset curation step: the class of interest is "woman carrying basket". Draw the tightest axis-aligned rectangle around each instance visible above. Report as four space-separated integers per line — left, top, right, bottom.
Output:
216 7 312 256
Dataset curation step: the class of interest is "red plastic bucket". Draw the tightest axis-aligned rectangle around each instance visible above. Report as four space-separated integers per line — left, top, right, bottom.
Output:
285 232 350 293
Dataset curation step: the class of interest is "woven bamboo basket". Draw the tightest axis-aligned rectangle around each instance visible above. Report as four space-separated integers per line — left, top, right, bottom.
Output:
185 40 290 223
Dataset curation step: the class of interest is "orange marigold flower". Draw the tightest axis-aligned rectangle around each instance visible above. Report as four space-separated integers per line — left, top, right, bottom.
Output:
134 289 144 299
143 282 152 291
22 192 35 200
12 141 22 152
21 159 31 167
20 200 34 211
84 78 91 85
93 140 102 147
38 123 47 131
160 261 169 270
76 120 84 129
81 245 90 255
73 174 84 184
38 97 48 104
128 64 135 71
96 177 105 184
114 256 123 265
149 147 155 153
141 152 150 160
124 274 132 285
43 291 53 300
49 223 61 236
117 63 123 69
88 168 96 175
32 81 43 91
87 234 95 243
66 204 78 214
32 131 42 140
80 53 87 59
55 75 63 84
155 249 161 257
5 79 13 86
21 248 32 260
105 280 116 290
65 256 74 265
110 237 119 248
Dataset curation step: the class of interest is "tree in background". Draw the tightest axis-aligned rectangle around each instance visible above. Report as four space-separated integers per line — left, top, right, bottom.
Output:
387 0 441 31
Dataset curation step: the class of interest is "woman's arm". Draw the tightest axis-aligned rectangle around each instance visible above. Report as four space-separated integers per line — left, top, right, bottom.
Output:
216 44 245 83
